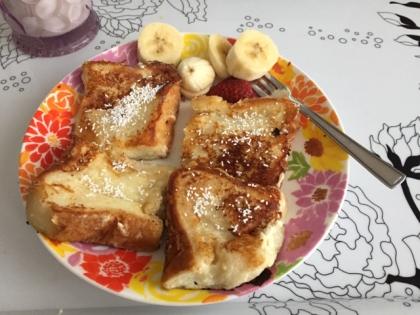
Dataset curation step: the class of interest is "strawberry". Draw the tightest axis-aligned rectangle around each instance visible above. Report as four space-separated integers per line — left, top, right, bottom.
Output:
206 77 259 103
227 38 237 45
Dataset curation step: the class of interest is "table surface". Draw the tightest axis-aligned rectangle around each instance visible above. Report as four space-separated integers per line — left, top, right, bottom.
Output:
1 0 420 314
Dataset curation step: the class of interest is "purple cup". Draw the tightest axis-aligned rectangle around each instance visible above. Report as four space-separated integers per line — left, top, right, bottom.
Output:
0 0 99 57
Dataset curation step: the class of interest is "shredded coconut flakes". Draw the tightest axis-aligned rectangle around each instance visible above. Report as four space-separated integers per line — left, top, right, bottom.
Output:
100 83 162 129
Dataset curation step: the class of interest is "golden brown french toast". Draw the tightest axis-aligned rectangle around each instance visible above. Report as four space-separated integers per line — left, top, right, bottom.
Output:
74 60 181 160
181 96 300 187
161 166 287 290
26 136 175 252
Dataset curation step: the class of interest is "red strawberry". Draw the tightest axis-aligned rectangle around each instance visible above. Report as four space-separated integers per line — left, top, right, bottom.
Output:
206 77 259 103
227 38 237 45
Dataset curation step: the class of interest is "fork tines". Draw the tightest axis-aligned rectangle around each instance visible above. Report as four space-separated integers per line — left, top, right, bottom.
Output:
251 74 286 97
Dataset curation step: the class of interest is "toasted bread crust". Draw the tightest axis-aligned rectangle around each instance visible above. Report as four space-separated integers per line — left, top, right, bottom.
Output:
29 191 163 251
26 136 174 252
181 96 299 187
161 166 286 290
74 61 181 160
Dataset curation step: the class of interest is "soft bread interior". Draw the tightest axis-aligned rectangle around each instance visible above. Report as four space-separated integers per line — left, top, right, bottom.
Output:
26 137 175 252
161 167 286 290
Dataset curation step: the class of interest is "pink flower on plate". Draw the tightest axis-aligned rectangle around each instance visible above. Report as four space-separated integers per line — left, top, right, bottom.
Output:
62 66 84 95
71 242 119 255
292 170 347 215
91 48 119 62
67 243 119 267
278 205 328 265
123 41 139 66
277 170 347 265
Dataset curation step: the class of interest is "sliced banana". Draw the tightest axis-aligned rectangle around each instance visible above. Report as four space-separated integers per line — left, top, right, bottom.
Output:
177 57 215 92
208 34 232 79
137 22 183 67
226 29 278 81
180 83 212 99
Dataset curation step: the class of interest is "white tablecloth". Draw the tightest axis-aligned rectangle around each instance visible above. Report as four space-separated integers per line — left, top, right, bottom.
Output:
1 0 419 313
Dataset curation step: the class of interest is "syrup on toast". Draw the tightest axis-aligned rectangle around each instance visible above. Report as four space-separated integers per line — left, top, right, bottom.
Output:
181 96 299 187
26 136 175 252
74 60 181 160
161 166 287 290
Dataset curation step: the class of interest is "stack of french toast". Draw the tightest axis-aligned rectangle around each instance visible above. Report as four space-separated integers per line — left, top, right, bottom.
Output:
25 23 300 291
26 59 182 252
162 96 299 290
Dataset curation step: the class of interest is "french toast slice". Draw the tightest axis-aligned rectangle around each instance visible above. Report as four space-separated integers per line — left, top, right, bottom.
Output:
26 136 175 252
161 166 287 290
74 60 181 160
181 96 299 187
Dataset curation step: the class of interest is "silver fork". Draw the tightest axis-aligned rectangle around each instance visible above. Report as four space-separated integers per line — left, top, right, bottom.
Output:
251 74 406 189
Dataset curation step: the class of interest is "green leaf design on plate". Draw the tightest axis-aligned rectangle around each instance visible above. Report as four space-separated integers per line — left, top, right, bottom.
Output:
287 151 310 180
275 259 302 279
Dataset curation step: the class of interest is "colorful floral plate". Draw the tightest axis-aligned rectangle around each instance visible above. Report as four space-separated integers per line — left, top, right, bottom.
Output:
18 34 349 306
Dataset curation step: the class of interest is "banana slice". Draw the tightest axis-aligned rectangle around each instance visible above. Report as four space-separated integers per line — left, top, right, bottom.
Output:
137 22 183 67
226 29 278 81
177 57 215 92
180 83 212 99
208 34 232 79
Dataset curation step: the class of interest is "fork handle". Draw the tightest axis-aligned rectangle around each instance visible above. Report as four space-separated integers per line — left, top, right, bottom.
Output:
297 103 406 189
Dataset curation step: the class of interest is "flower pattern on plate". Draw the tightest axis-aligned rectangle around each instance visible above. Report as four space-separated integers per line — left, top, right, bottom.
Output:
302 120 348 172
182 33 210 60
280 170 347 264
81 250 152 292
19 153 43 201
290 74 329 128
23 109 73 169
269 57 296 86
292 170 348 215
39 83 81 118
41 235 78 258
